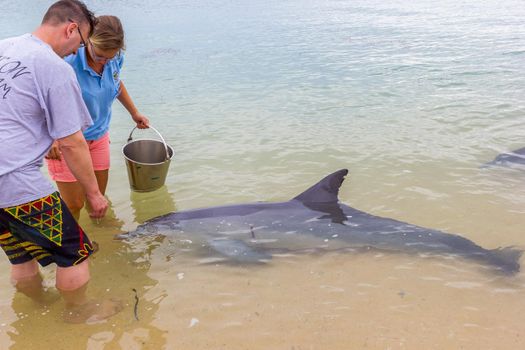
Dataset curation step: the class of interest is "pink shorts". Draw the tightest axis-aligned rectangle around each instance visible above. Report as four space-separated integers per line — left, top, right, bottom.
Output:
46 133 110 183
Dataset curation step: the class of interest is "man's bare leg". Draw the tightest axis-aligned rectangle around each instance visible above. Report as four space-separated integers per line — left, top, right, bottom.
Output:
10 259 47 302
57 259 122 323
56 259 90 303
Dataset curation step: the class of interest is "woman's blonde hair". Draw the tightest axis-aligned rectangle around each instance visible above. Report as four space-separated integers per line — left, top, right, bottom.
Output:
90 15 125 51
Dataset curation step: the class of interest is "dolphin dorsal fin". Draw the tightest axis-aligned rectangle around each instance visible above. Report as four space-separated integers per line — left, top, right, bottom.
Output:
293 169 348 203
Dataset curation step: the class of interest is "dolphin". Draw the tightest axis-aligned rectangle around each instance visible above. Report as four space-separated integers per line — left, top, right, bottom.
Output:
124 169 522 274
484 147 525 167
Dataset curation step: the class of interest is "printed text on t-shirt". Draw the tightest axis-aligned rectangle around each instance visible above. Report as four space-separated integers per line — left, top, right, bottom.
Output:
0 55 31 99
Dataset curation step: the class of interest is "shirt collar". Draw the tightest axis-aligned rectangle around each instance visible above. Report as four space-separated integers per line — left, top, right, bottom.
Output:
78 46 103 77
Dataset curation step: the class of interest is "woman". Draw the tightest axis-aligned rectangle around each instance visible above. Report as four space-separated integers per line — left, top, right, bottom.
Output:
46 15 149 220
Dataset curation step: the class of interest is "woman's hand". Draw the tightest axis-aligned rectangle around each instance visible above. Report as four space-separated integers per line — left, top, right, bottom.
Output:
132 112 150 129
45 141 61 160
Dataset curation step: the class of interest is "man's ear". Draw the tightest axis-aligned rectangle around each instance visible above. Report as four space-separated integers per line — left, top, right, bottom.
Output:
65 22 76 39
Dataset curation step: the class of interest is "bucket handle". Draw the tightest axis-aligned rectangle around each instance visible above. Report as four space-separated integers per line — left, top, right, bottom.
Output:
127 125 170 160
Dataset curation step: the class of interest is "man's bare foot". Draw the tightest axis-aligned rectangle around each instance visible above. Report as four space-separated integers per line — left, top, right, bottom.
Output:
33 289 62 306
62 298 123 324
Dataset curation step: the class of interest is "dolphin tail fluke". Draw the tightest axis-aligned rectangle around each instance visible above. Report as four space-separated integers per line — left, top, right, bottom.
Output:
488 247 523 274
293 169 348 203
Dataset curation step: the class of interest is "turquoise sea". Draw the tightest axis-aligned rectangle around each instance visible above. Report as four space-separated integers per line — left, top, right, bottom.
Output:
1 1 525 349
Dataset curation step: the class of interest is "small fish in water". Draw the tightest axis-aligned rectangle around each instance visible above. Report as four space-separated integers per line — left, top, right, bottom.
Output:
132 288 139 321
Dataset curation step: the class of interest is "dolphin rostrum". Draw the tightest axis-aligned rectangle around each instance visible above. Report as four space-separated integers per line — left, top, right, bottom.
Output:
125 169 522 274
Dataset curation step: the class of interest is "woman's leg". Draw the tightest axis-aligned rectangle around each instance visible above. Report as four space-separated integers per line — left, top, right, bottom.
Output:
91 133 111 196
56 170 107 220
47 154 86 220
55 133 110 219
82 170 109 218
94 169 109 195
56 181 85 221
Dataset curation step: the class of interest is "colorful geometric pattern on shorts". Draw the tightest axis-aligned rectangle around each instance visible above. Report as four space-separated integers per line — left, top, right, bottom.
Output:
4 192 63 246
0 228 52 265
0 192 94 267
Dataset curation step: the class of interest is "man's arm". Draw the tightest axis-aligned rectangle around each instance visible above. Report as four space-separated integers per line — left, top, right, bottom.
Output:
56 130 108 218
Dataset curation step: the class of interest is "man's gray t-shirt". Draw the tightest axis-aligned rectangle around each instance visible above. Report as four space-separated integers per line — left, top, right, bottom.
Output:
0 34 92 208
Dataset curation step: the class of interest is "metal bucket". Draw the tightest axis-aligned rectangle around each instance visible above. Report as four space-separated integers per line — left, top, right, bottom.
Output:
122 126 174 192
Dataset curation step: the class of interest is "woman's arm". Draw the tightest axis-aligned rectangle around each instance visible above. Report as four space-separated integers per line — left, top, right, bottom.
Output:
117 81 150 128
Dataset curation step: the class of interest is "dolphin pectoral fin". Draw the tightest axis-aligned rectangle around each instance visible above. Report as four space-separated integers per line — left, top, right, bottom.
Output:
208 239 272 263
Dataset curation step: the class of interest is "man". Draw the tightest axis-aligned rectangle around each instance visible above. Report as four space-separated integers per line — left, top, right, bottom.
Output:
0 0 120 322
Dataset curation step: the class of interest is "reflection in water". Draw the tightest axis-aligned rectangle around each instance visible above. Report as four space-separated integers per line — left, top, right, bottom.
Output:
83 198 125 231
130 185 177 224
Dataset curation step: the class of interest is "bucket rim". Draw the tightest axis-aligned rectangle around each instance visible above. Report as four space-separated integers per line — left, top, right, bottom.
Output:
127 126 170 160
122 142 174 165
124 137 171 144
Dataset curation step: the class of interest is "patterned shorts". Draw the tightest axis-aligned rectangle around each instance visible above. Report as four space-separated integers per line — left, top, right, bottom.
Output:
0 192 94 267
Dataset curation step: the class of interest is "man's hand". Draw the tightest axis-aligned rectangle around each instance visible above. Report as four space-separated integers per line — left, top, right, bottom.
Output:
85 191 108 219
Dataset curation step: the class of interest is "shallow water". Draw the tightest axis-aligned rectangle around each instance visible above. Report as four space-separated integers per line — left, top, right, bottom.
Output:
1 0 525 349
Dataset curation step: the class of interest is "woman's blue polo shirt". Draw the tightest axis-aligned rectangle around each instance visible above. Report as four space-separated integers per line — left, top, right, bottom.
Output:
65 47 124 141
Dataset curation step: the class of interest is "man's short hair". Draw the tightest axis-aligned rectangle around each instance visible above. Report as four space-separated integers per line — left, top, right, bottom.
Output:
42 0 97 36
